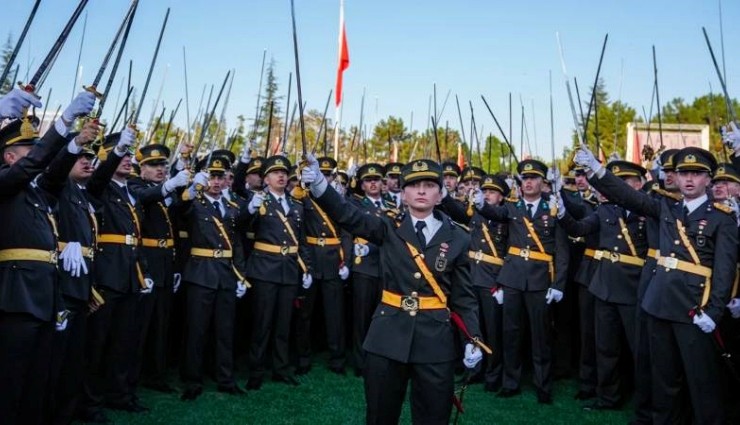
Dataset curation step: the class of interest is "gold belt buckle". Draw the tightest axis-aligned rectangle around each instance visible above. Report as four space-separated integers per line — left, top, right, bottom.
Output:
610 252 620 263
158 239 167 248
401 291 420 316
663 257 678 270
213 249 223 258
519 248 530 259
474 250 483 262
594 250 604 260
318 237 326 247
125 234 134 245
280 246 289 256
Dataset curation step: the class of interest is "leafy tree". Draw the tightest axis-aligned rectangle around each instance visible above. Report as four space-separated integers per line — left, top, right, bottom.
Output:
0 34 13 94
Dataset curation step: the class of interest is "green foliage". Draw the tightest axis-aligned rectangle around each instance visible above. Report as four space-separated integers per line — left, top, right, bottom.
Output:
1 34 15 95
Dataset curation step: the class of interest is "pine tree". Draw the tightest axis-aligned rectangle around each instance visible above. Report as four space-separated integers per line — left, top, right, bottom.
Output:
1 34 15 95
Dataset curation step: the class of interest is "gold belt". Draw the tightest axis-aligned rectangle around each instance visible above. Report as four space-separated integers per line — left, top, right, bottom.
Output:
647 248 659 260
468 250 504 266
584 248 596 258
0 248 58 264
190 248 233 258
657 256 712 278
253 241 298 255
58 242 95 259
141 238 175 249
592 250 645 267
306 236 341 246
98 234 138 246
508 247 553 262
381 290 446 316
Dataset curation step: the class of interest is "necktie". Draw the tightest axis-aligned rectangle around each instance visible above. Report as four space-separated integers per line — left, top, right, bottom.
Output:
122 184 135 205
277 197 286 214
526 203 534 218
415 220 427 249
375 201 381 209
212 201 223 218
683 205 690 220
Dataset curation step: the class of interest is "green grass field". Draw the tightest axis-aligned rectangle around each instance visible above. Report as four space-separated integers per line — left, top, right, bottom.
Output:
103 358 632 425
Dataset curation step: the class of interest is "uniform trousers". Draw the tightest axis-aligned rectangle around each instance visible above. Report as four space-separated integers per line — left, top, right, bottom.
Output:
0 312 53 425
351 273 382 372
182 283 236 388
248 279 299 378
502 287 553 394
364 352 455 425
296 277 346 369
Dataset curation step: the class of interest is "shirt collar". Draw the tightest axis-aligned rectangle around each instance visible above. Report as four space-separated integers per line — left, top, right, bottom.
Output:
202 193 221 204
683 194 708 215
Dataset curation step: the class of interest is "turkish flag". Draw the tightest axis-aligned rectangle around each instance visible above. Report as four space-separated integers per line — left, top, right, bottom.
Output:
335 0 350 107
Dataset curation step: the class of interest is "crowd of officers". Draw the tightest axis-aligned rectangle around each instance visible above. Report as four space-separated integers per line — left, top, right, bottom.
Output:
1 86 740 425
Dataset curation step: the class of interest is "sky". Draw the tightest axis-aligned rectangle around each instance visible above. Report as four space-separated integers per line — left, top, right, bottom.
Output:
4 0 739 162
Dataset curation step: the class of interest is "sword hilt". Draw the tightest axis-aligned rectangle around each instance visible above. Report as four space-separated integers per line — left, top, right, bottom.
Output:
83 85 104 99
17 82 39 99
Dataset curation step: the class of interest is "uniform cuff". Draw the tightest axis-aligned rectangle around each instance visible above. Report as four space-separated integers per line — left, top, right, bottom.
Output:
310 176 328 198
54 118 70 137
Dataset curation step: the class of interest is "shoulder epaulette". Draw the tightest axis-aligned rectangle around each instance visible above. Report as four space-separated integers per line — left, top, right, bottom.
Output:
713 201 734 214
505 196 518 203
451 221 470 232
654 187 683 202
226 200 239 209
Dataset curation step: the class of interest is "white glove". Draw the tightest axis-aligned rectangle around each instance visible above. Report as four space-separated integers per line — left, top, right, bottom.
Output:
692 311 716 333
463 343 483 369
545 288 563 304
347 163 358 178
574 145 602 174
141 278 154 294
62 91 97 123
331 180 346 197
55 311 69 332
472 188 484 209
0 88 42 119
721 122 740 153
354 243 369 257
492 287 503 305
164 170 190 193
441 186 449 199
236 281 247 298
302 273 313 289
116 127 136 154
338 265 350 281
248 191 265 214
300 153 324 186
240 147 252 164
505 177 515 189
727 298 740 319
173 273 182 293
59 242 88 278
190 171 209 191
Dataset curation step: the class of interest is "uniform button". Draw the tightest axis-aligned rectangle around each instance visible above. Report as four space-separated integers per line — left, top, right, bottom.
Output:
614 247 619 251
617 235 623 239
414 272 421 279
670 253 676 257
321 232 326 236
700 283 705 288
527 234 532 238
674 240 680 245
481 239 486 243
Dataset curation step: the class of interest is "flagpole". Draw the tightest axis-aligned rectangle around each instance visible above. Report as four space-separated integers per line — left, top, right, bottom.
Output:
334 0 349 161
334 102 342 160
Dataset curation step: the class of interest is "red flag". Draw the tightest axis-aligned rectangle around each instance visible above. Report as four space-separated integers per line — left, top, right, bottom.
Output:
335 0 350 107
457 143 465 169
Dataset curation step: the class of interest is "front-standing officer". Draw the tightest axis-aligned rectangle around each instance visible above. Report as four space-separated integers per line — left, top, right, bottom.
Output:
302 156 485 425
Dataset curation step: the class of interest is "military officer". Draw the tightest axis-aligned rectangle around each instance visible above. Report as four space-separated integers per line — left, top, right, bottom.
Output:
296 156 351 375
441 161 461 196
577 145 738 424
559 160 649 410
302 156 484 425
347 163 395 377
245 155 312 389
47 124 102 425
473 159 570 404
440 174 510 392
0 91 96 425
80 128 153 418
383 162 404 208
179 156 248 400
127 145 189 393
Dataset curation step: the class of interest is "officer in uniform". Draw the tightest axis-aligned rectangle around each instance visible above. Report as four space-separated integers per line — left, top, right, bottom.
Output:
48 126 102 425
80 128 153 418
383 162 404 208
302 156 485 425
474 159 569 404
128 145 189 393
560 169 600 400
245 155 312 389
0 90 95 425
458 166 484 195
348 163 395 377
440 174 510 392
441 161 461 196
296 156 351 375
578 145 738 424
178 155 248 400
559 160 649 410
